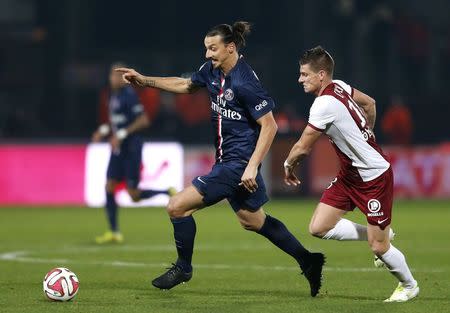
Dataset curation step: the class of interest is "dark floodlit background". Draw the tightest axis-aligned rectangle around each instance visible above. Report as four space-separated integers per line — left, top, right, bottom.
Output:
1 0 449 201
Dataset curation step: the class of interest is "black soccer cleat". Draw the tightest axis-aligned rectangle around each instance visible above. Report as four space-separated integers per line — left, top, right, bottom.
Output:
151 263 193 290
302 252 326 297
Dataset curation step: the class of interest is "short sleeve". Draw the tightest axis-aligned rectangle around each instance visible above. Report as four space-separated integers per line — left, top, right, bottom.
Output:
190 62 209 87
332 79 353 97
308 97 336 131
237 83 275 121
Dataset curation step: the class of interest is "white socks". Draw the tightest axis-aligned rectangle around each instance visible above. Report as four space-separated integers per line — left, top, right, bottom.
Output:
380 244 416 288
322 218 394 241
322 218 368 241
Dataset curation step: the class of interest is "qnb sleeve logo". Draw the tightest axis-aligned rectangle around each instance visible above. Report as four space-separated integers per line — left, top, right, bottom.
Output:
255 100 268 111
367 199 383 217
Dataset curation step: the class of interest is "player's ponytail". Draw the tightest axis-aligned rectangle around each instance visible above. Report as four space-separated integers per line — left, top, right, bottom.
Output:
206 21 251 50
231 21 251 49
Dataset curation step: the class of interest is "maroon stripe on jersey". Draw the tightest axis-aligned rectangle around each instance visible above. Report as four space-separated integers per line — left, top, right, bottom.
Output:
321 82 390 178
307 123 325 132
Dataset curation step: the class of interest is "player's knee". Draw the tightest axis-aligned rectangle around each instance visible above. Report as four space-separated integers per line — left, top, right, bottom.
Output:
308 222 330 238
369 239 390 256
239 219 259 232
166 196 185 218
105 181 116 194
127 188 140 202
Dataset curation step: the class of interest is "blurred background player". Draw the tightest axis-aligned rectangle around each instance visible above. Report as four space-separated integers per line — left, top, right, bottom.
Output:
283 46 419 302
116 22 325 296
91 62 173 244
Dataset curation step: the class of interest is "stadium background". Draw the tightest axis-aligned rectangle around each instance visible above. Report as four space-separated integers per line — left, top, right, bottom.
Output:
1 1 449 312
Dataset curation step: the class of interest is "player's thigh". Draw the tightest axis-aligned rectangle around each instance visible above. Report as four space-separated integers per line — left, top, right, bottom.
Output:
105 179 119 193
311 177 353 234
235 207 266 231
191 164 235 207
124 145 142 190
106 152 125 183
367 223 391 256
351 168 394 230
309 202 348 235
228 170 269 213
167 185 206 218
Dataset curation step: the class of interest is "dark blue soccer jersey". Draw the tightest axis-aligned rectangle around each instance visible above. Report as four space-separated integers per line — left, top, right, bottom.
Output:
191 57 275 163
108 86 144 144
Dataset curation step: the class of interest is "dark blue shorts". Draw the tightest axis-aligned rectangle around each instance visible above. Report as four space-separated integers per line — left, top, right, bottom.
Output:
191 162 269 212
106 139 142 189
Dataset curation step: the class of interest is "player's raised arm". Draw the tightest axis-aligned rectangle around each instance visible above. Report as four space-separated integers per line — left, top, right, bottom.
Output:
352 88 376 129
115 67 200 94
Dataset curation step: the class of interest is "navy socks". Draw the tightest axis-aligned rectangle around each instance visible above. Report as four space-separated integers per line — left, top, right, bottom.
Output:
140 189 169 199
105 192 118 232
171 216 196 273
257 215 311 269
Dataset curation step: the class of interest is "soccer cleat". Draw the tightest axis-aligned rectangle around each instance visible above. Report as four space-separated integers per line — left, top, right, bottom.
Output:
374 228 396 268
167 187 177 197
152 263 193 290
301 252 326 297
95 231 124 244
384 282 419 302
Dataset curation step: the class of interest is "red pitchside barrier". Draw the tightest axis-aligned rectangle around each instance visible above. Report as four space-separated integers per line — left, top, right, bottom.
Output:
309 138 450 198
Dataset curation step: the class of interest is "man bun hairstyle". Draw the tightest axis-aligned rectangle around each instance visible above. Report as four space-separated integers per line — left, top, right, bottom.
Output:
299 46 335 76
206 21 251 50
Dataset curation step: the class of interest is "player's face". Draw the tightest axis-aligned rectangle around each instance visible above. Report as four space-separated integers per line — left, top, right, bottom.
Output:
204 35 235 69
298 64 323 95
109 69 126 90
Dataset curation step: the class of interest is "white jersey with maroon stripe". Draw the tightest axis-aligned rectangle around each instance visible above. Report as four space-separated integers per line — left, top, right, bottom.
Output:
308 80 390 183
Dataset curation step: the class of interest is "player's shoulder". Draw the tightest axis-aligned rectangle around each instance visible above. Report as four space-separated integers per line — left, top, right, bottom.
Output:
312 92 342 113
232 58 263 90
332 79 353 96
319 81 353 102
197 60 213 73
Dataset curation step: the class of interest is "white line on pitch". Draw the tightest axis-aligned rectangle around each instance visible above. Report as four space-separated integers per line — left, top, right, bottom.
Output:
0 251 445 273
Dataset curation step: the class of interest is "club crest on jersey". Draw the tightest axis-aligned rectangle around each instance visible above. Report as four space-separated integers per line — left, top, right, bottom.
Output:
224 88 234 101
367 199 383 217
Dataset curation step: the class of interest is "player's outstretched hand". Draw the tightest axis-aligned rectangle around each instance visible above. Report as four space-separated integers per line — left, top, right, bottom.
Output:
239 164 258 193
284 163 301 187
115 68 146 87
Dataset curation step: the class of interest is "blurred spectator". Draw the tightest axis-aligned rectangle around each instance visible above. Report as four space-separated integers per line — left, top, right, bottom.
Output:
98 84 161 125
274 104 307 135
150 91 183 139
381 96 413 145
175 89 210 126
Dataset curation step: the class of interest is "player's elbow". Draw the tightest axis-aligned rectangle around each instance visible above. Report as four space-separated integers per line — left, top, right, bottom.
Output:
262 118 278 136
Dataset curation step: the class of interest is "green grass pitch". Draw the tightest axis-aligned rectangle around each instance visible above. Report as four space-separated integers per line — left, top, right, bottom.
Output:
1 199 449 313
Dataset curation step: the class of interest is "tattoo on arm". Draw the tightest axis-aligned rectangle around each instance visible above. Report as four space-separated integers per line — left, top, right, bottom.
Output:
145 79 156 87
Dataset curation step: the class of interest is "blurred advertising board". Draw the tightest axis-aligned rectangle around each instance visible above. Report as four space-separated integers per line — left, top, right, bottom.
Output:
308 139 450 198
85 143 183 207
0 145 85 205
183 146 216 188
0 143 183 206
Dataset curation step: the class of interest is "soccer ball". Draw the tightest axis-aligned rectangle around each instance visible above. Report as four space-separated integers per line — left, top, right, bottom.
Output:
43 267 79 301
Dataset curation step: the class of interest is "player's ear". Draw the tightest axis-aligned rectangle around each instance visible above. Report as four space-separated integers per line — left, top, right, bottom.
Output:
318 70 326 81
227 42 236 54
